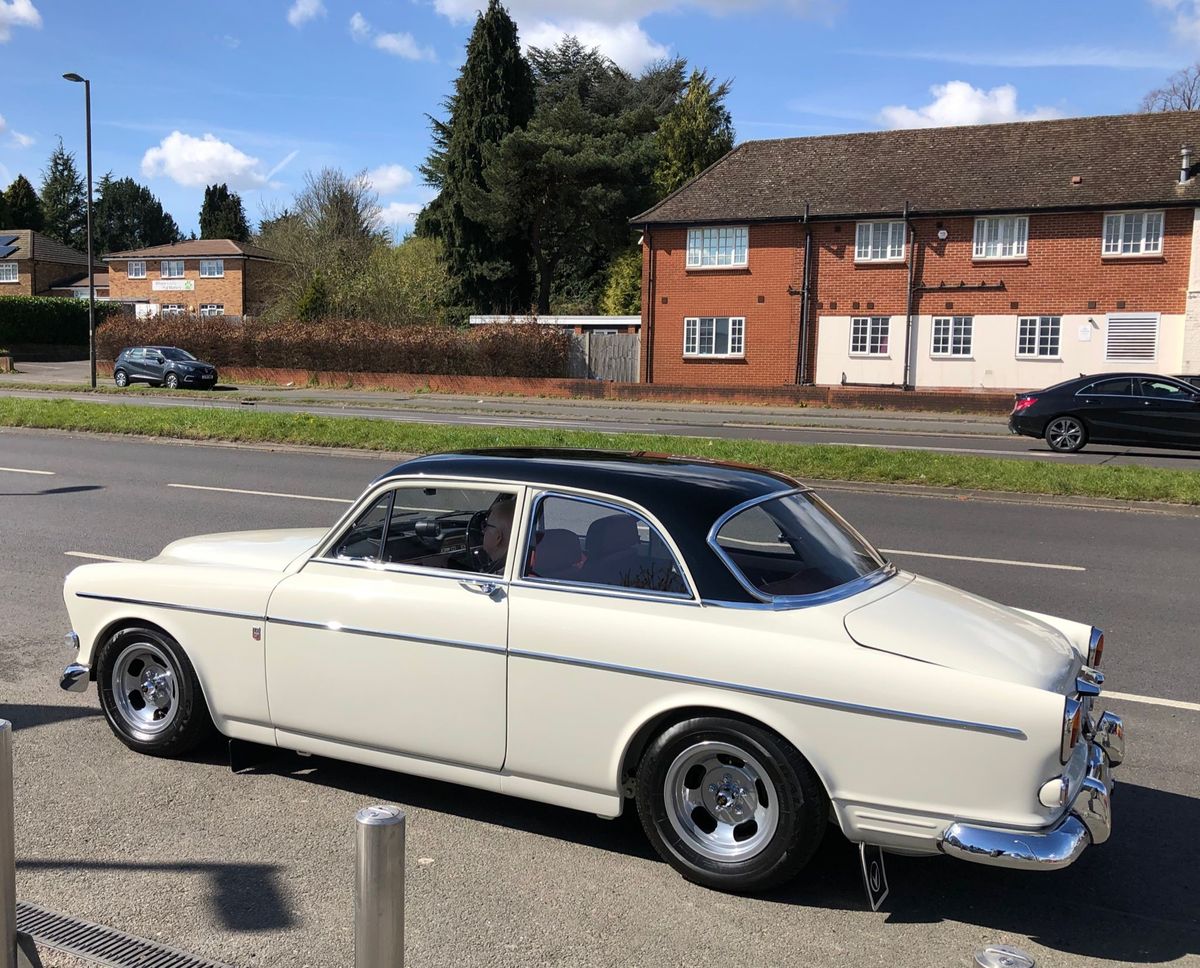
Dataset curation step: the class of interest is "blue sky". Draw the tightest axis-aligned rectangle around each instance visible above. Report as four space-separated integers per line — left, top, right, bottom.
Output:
1 0 1197 237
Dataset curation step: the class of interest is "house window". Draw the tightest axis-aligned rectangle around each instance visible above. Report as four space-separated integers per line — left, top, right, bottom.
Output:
161 304 186 316
683 317 745 357
686 226 748 268
973 216 1028 259
1017 316 1061 357
160 260 185 278
199 259 224 278
931 316 973 357
850 316 890 356
1105 314 1158 362
199 304 225 317
854 221 906 262
127 261 146 279
1102 210 1164 256
0 263 17 283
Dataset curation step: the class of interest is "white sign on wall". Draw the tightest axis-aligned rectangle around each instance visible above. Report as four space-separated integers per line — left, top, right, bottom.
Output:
1078 325 1092 342
152 279 195 291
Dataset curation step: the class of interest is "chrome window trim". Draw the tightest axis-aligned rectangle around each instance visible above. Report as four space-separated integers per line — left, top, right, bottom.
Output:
706 489 895 608
265 615 506 655
509 648 1026 739
75 592 260 622
308 556 513 586
514 577 702 608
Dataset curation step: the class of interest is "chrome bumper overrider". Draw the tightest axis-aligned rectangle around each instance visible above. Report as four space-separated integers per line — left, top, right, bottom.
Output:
60 662 90 693
939 713 1123 870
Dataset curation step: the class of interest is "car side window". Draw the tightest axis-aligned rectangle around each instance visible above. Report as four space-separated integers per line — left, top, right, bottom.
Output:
1081 378 1133 396
523 494 688 595
1140 379 1187 399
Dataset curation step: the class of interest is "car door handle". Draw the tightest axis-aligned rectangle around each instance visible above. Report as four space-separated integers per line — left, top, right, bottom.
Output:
459 580 505 599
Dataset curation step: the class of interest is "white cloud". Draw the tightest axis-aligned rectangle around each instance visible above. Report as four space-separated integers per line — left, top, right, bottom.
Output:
12 131 33 148
522 19 667 71
367 164 414 195
0 0 40 42
1152 0 1200 44
378 201 423 225
349 12 436 61
880 81 1060 129
141 131 270 189
287 0 325 29
220 34 241 49
848 45 1166 70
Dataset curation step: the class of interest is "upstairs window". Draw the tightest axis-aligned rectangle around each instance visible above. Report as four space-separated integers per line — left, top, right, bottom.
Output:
973 216 1028 259
1103 210 1163 256
160 260 185 278
850 316 890 356
127 260 146 279
854 221 905 262
684 316 745 358
1017 316 1061 358
686 226 748 268
199 259 224 278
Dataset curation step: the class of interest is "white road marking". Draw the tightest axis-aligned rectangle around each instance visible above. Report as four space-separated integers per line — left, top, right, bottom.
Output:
64 551 137 563
822 441 1045 457
879 548 1085 572
0 466 55 476
1105 691 1200 712
167 483 352 504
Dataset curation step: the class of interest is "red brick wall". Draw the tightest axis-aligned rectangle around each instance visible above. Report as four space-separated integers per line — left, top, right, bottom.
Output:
107 258 267 316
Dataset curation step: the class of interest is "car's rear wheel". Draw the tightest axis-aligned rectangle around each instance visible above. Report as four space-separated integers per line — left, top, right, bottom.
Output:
635 716 827 893
164 372 180 390
1046 415 1088 453
95 627 215 756
113 369 128 388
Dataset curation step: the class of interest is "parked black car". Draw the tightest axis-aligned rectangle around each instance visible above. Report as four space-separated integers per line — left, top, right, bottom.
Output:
1009 372 1200 452
113 346 218 390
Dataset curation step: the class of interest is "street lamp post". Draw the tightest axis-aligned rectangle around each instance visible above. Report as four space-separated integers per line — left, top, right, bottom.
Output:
62 72 96 389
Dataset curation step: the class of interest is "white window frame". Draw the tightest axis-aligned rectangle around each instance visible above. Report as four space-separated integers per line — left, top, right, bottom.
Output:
127 260 146 279
1105 313 1159 363
0 263 18 283
199 259 224 278
1016 316 1061 359
199 304 225 317
1102 210 1164 257
683 316 745 358
854 221 906 262
850 316 890 357
931 316 973 358
161 303 186 316
685 226 749 269
973 216 1028 260
160 260 185 279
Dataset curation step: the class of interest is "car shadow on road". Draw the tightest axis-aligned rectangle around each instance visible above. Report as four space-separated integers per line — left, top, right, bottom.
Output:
0 485 104 497
0 703 100 730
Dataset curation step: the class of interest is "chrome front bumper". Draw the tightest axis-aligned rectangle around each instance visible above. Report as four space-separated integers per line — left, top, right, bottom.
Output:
939 711 1124 871
60 662 90 693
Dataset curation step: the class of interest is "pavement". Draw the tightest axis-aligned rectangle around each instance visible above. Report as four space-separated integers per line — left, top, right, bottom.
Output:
1 427 1198 968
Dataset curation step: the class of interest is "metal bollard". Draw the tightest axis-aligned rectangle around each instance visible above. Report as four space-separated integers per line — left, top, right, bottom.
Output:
354 805 405 968
1 720 15 968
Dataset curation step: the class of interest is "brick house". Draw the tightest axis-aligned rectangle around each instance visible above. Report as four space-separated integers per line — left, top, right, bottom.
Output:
103 239 280 319
0 229 93 296
632 112 1200 390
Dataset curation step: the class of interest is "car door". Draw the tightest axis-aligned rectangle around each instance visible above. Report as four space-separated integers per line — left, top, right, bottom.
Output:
124 348 147 382
264 480 521 771
143 348 166 383
1071 377 1140 443
1135 378 1200 448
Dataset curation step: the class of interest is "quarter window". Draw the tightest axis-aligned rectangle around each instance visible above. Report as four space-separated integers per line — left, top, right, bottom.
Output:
973 216 1028 259
684 316 744 357
931 316 972 357
0 263 17 283
160 260 185 278
199 259 224 278
127 261 146 279
1103 211 1163 256
686 226 748 268
854 221 906 262
1017 316 1060 358
850 316 890 356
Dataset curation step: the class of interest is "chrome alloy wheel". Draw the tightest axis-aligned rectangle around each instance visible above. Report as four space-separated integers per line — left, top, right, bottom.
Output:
1046 417 1084 452
663 740 780 862
111 642 179 739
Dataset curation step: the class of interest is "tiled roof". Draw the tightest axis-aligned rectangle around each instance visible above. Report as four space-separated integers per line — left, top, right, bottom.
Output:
103 239 278 260
0 230 89 265
633 112 1200 225
49 271 109 290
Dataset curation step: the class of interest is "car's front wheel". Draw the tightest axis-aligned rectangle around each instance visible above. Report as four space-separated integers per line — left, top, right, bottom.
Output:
1046 415 1088 453
164 372 180 390
636 716 828 893
113 369 128 388
95 627 215 756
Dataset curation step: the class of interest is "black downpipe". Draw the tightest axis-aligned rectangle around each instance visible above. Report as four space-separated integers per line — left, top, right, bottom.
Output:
902 200 916 391
644 228 655 384
795 204 812 385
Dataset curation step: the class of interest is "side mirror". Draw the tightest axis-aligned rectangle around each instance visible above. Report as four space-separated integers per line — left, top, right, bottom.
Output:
156 356 165 364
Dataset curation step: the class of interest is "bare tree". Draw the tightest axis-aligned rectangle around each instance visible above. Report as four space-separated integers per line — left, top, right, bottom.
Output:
1140 63 1200 112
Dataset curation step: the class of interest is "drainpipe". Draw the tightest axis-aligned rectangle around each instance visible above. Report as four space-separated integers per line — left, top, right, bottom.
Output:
902 201 916 391
643 228 655 384
795 204 812 385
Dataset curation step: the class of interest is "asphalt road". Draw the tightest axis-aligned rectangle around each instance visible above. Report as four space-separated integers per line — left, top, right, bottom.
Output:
1 428 1198 968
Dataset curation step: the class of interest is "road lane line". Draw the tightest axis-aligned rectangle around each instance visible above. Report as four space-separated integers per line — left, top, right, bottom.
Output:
167 483 353 504
64 551 138 563
1104 691 1200 712
822 441 1050 457
879 548 1085 572
0 466 55 476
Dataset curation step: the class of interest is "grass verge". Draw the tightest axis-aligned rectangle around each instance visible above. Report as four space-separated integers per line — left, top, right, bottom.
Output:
1 396 1197 505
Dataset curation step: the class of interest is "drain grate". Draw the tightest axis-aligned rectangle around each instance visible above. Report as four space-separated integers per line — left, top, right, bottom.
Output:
17 900 233 968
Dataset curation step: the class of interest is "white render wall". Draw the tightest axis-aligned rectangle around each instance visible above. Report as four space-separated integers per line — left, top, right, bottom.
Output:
814 313 1186 390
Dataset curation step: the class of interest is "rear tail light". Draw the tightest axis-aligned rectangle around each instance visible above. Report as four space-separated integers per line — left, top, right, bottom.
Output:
1088 628 1104 668
1012 395 1038 414
1062 696 1083 763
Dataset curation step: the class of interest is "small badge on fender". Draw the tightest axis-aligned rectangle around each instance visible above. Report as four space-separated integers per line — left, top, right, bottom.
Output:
252 627 262 641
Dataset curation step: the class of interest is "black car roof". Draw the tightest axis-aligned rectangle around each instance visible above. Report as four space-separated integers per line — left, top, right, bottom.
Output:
379 448 802 602
1038 373 1199 393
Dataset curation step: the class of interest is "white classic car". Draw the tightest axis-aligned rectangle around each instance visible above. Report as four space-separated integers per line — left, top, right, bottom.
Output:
60 449 1124 893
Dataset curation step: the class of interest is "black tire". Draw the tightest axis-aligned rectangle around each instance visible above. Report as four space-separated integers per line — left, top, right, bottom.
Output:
635 716 828 893
113 369 128 388
95 626 216 757
1045 414 1088 453
164 372 180 390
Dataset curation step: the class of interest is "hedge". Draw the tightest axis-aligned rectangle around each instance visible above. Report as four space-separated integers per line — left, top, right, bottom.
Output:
0 296 123 346
95 316 573 378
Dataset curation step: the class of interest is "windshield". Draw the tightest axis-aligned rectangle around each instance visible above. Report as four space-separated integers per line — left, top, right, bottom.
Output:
713 491 886 600
161 348 197 361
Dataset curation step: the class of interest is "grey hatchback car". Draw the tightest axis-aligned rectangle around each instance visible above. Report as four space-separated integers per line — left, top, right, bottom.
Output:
113 346 218 389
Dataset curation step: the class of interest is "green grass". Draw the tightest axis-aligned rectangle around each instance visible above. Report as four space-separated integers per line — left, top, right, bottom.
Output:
1 396 1197 505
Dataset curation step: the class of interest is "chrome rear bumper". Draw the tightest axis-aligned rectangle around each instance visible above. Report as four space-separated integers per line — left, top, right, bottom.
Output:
939 714 1122 871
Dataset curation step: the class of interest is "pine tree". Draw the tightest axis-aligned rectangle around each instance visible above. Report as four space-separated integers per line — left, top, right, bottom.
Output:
4 174 44 230
199 183 251 241
652 69 734 199
0 185 9 227
93 175 181 253
421 1 535 312
40 139 88 249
